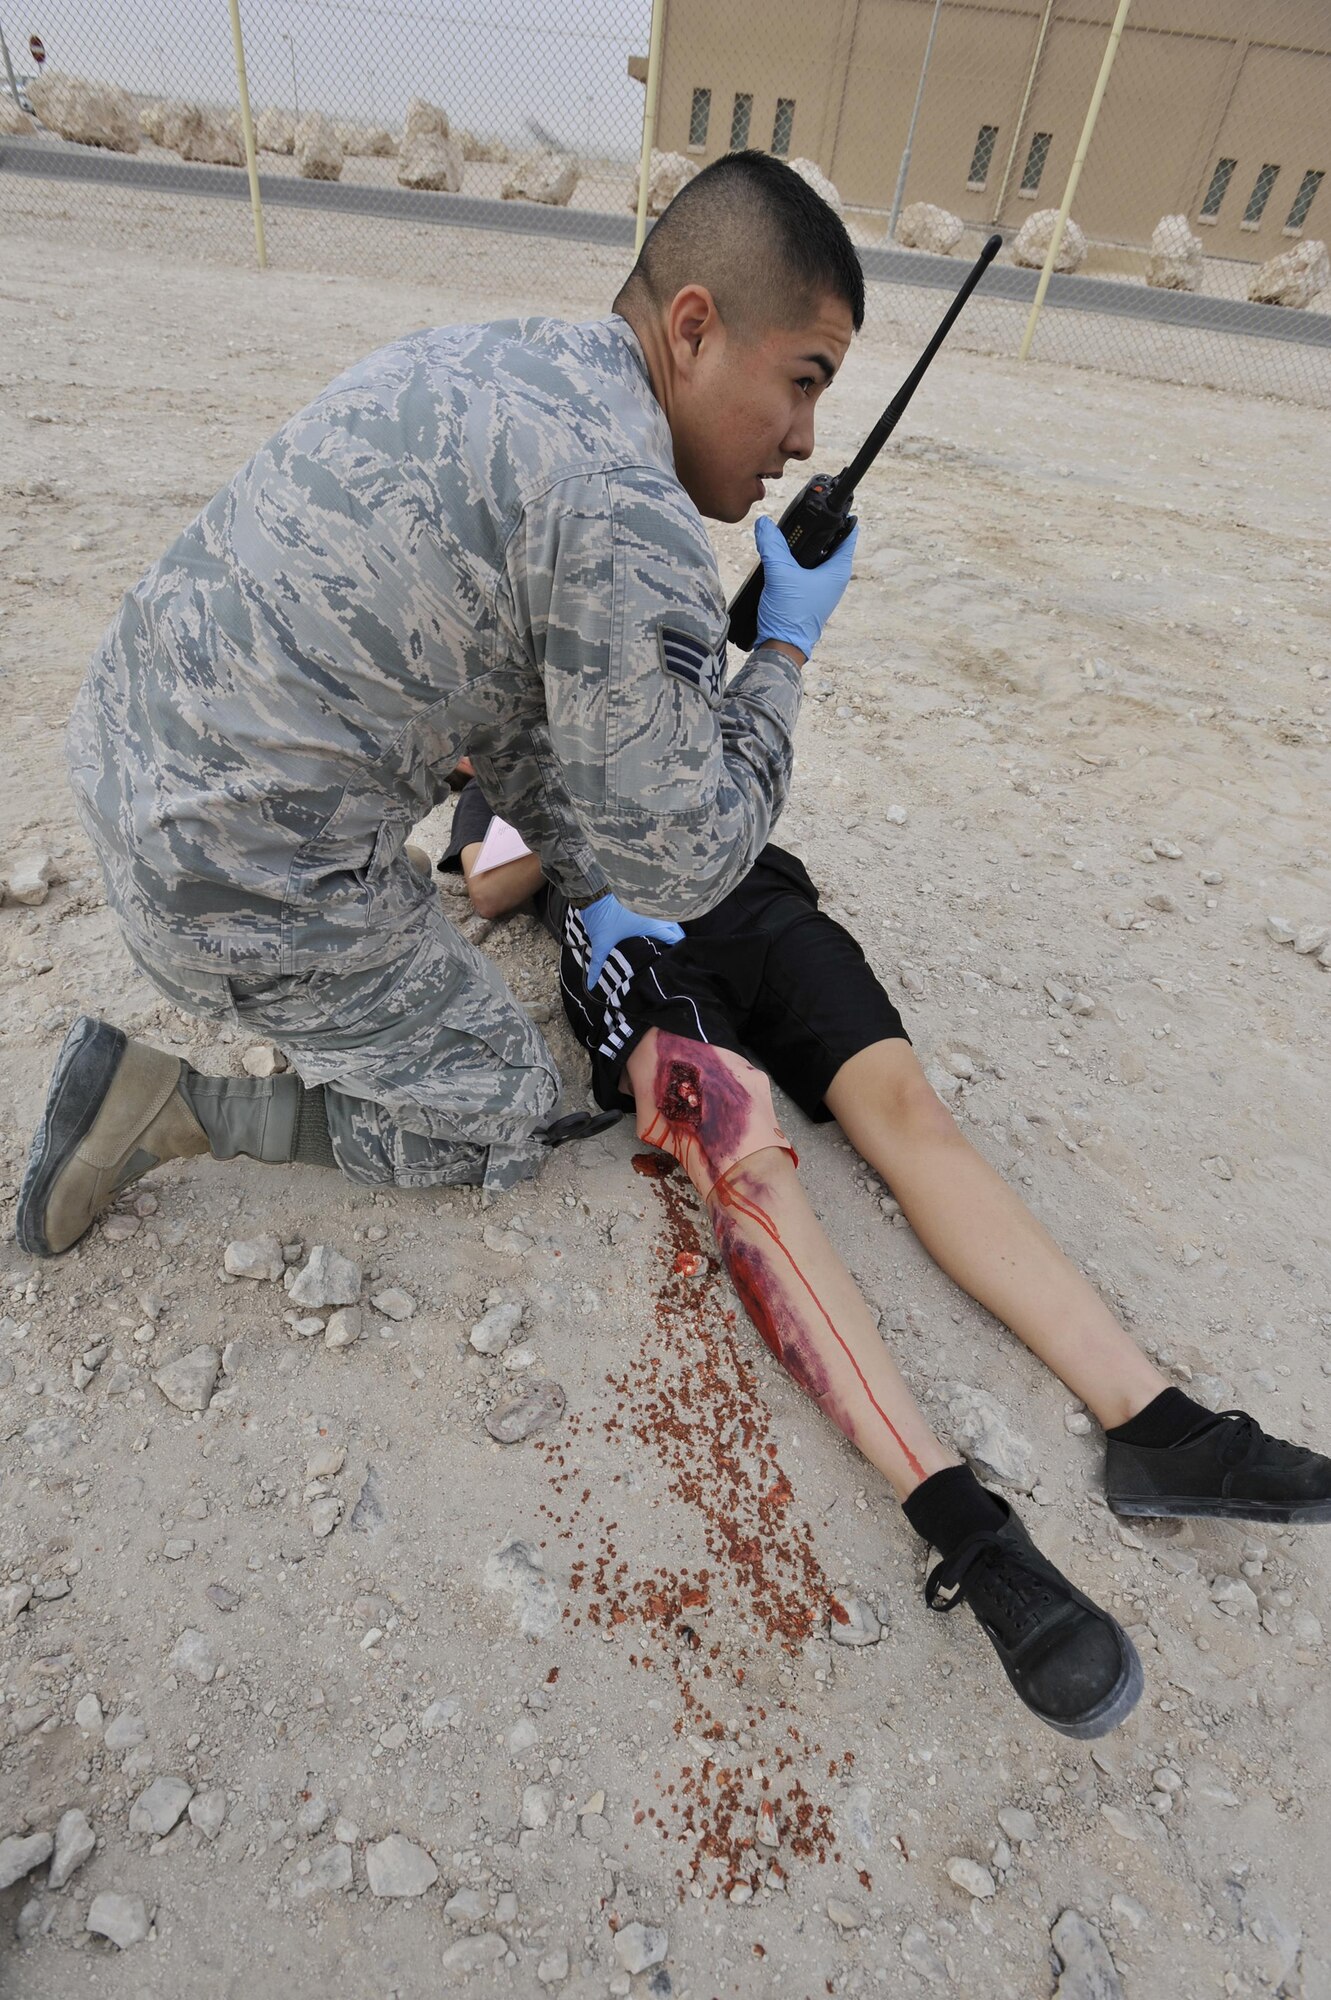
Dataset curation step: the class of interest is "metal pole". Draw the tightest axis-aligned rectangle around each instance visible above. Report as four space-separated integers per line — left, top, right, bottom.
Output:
993 0 1056 224
227 0 268 270
1018 0 1131 360
286 35 300 124
633 0 666 256
0 22 23 112
886 0 944 244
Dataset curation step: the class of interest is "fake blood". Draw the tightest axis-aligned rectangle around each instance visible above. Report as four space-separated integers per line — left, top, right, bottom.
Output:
535 1166 850 1897
642 1037 926 1481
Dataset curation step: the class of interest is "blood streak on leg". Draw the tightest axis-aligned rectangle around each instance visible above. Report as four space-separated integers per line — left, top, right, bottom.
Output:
710 1165 926 1482
635 1035 925 1481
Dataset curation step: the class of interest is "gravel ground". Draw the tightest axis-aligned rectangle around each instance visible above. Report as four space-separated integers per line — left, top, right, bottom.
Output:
0 229 1328 1999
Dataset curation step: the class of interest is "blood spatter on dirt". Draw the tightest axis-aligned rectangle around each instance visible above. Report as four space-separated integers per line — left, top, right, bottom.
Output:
535 1167 851 1896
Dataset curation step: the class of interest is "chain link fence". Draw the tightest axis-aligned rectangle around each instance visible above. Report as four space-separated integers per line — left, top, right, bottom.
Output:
1 0 1328 405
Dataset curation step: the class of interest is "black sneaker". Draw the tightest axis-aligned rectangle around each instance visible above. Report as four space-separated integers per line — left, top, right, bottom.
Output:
1107 1410 1331 1524
925 1499 1142 1739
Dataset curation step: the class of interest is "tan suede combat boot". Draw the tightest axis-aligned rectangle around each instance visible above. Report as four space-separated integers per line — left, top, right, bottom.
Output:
16 1016 210 1257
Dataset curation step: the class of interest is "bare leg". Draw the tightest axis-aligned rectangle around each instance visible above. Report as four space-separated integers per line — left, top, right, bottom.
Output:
627 1031 958 1498
824 1041 1167 1432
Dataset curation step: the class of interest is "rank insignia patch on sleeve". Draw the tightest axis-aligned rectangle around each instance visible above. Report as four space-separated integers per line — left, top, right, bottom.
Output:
658 624 726 705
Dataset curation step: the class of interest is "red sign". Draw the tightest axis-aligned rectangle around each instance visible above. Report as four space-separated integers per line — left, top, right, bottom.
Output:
29 34 45 64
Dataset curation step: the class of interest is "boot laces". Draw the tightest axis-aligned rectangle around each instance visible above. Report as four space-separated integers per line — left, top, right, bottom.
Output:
1214 1410 1315 1474
926 1532 1058 1645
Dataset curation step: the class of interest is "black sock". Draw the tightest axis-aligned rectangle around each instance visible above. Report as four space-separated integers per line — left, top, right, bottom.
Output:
1106 1386 1220 1450
903 1463 1008 1557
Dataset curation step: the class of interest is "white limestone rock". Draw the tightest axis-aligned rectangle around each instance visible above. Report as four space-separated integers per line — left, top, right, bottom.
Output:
371 1287 415 1321
788 157 843 214
254 107 294 153
469 1301 523 1354
138 99 170 143
293 1842 353 1899
501 150 578 206
900 1925 949 1986
614 1922 668 1973
169 1627 217 1684
188 1789 227 1839
324 1306 363 1350
86 1892 150 1948
1 1581 33 1621
129 1774 193 1837
1051 1908 1123 1999
104 1711 147 1751
399 128 463 191
5 852 55 906
295 111 344 182
1145 214 1203 291
398 96 463 191
0 1831 53 1891
287 1244 361 1308
169 104 243 167
403 94 450 144
829 1594 881 1645
520 1783 553 1830
947 1855 996 1898
365 1832 438 1897
74 1692 104 1732
1012 208 1087 273
627 148 697 217
48 1809 95 1889
896 202 965 254
28 74 140 152
151 1345 220 1413
945 1381 1037 1491
224 1234 285 1281
241 1042 286 1076
1248 239 1328 309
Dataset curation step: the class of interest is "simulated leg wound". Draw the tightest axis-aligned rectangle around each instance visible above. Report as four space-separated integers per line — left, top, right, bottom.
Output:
630 1032 794 1200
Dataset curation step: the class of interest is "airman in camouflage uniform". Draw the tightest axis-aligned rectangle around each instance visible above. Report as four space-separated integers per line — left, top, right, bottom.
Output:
17 150 865 1254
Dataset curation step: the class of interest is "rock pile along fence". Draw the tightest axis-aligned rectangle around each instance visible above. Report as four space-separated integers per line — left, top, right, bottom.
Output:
0 0 1328 406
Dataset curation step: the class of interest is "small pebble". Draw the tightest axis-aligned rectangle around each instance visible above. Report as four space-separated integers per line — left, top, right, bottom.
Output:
946 1857 995 1899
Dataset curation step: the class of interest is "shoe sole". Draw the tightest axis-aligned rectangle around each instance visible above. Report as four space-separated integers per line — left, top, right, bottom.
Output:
1109 1494 1331 1526
1026 1632 1144 1741
15 1016 128 1259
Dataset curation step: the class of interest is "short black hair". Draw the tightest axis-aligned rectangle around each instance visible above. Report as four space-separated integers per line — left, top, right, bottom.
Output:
614 149 865 336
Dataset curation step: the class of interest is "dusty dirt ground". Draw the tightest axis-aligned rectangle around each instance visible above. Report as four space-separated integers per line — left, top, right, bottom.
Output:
0 224 1329 2000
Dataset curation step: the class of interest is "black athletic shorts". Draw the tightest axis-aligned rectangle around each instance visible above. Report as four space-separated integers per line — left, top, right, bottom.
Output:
551 844 910 1124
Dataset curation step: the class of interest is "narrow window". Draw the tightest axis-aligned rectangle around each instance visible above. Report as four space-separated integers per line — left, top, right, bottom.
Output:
1242 163 1280 226
688 86 710 149
730 92 752 150
1199 156 1236 220
1285 168 1323 232
772 98 795 158
1019 131 1052 196
967 124 999 190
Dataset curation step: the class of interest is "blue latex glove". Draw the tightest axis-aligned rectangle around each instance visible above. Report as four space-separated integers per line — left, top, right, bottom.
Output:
754 513 859 659
581 892 684 988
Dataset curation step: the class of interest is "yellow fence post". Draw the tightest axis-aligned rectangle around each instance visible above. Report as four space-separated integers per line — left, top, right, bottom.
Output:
1018 0 1131 361
633 0 667 258
227 0 268 271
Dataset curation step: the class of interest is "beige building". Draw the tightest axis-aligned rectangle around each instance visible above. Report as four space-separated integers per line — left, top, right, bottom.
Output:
640 0 1330 259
